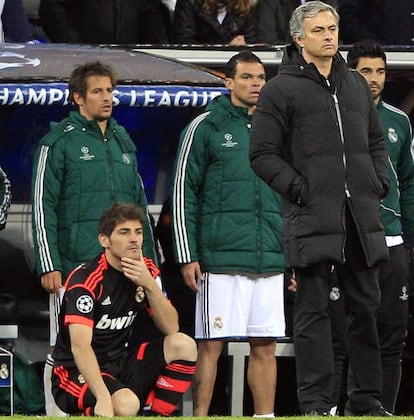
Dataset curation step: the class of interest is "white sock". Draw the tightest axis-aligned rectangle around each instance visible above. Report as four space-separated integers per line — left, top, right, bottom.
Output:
253 413 275 418
44 353 68 417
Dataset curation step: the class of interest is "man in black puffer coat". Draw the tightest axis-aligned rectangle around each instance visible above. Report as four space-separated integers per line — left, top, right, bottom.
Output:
250 1 391 416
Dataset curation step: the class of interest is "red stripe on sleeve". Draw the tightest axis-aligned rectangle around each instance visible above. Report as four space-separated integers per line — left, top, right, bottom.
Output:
64 314 94 328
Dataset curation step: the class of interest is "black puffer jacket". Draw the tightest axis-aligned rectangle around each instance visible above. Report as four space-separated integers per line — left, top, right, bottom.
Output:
250 44 389 268
173 0 257 44
39 0 170 44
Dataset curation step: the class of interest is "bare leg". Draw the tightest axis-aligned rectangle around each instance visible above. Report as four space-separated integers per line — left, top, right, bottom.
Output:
248 338 277 415
192 340 224 416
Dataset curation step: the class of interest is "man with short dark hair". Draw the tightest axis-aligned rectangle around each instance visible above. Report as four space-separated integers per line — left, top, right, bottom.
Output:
345 38 414 414
51 203 196 416
31 60 155 416
172 50 286 417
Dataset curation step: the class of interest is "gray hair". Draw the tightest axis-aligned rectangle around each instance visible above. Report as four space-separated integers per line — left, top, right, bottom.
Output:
289 1 339 40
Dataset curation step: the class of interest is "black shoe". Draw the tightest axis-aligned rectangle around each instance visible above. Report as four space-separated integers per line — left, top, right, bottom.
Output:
344 404 393 416
305 409 331 416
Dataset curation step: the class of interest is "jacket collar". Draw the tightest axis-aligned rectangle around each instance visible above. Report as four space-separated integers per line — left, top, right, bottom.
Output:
279 43 348 88
68 111 136 153
206 94 251 129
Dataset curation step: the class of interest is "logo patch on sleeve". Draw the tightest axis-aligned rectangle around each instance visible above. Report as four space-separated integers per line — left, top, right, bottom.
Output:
76 295 94 313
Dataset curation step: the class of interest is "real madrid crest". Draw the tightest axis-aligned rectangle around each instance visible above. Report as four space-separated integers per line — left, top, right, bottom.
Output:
329 286 341 301
214 317 223 330
0 363 8 380
388 128 398 143
135 286 145 303
122 153 131 164
78 374 85 384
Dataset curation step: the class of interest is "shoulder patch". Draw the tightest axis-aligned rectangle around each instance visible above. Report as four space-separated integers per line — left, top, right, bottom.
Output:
76 295 94 313
39 118 74 147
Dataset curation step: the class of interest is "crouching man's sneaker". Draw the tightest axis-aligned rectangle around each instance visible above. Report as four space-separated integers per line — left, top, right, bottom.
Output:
344 403 393 416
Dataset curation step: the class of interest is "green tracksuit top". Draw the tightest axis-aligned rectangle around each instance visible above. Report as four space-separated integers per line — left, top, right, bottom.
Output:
172 94 284 274
378 100 414 239
31 111 154 278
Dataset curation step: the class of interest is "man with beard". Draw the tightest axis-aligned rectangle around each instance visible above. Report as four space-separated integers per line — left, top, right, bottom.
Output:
340 38 414 414
31 61 155 416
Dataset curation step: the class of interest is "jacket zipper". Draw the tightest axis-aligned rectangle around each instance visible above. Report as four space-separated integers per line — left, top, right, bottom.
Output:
331 83 348 263
331 88 350 199
255 176 261 273
103 136 115 201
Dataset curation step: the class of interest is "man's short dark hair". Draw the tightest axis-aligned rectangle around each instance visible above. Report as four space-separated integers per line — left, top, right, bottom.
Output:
98 203 146 237
68 61 116 105
225 50 264 78
347 39 387 70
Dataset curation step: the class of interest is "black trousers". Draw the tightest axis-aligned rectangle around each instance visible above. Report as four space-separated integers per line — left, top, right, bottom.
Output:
331 243 409 413
293 210 382 413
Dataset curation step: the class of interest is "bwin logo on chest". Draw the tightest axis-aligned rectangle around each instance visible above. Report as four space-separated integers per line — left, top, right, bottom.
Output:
96 311 136 330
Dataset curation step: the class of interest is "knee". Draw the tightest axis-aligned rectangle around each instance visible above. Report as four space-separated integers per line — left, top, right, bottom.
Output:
249 339 276 360
113 389 140 416
164 332 197 362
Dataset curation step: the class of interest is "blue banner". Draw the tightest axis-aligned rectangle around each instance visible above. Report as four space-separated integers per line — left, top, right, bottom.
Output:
0 84 227 107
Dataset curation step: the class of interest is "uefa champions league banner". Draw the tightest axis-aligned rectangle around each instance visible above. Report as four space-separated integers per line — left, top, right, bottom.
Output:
0 84 227 107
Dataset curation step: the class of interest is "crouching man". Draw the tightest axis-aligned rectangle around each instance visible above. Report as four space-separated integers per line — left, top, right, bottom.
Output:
51 203 197 416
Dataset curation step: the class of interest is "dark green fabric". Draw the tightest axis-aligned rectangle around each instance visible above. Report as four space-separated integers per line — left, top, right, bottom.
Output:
173 95 285 274
31 111 155 279
377 101 414 238
0 352 44 414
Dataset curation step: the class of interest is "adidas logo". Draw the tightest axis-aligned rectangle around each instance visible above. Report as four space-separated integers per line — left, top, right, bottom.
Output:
101 296 111 305
157 376 173 388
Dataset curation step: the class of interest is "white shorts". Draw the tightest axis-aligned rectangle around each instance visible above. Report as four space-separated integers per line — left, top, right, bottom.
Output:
49 287 65 346
195 272 285 339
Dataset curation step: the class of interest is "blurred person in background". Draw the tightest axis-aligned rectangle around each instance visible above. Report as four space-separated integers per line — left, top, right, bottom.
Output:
39 0 170 44
338 0 414 45
173 0 258 44
254 0 337 44
22 0 49 42
0 0 33 42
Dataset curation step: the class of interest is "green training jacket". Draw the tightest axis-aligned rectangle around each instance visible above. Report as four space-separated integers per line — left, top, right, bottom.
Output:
31 111 154 278
378 101 414 239
172 95 284 274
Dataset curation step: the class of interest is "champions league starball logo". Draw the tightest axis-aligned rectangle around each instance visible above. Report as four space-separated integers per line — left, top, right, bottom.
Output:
0 50 40 70
76 295 94 313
